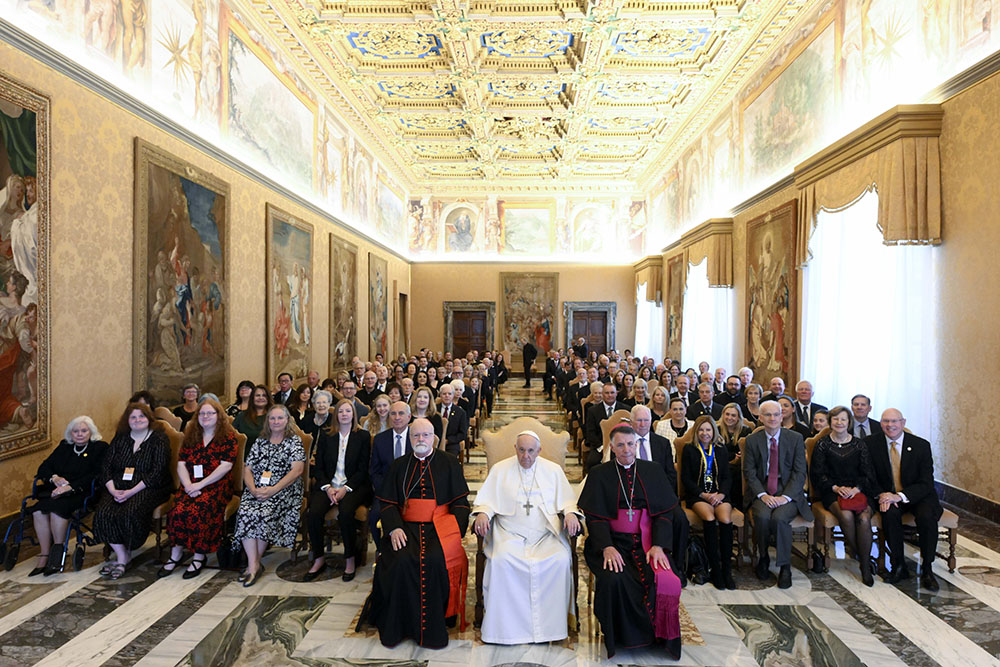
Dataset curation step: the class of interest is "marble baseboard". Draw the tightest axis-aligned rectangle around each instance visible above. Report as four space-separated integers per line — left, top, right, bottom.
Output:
938 483 1000 525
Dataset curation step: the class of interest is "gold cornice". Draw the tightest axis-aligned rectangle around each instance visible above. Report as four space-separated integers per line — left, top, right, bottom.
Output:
679 217 733 247
632 254 663 272
793 104 944 189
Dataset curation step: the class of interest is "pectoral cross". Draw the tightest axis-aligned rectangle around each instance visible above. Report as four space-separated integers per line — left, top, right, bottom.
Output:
522 499 533 515
627 508 635 521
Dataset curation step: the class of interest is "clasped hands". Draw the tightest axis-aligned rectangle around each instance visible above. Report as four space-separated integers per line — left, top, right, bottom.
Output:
110 487 136 503
602 545 670 572
49 475 72 497
182 481 204 498
250 484 277 501
326 486 348 505
760 493 790 509
878 491 903 513
700 492 725 507
833 485 860 499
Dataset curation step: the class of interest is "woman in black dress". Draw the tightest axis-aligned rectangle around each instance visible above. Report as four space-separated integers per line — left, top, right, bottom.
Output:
93 403 173 579
680 415 735 589
301 389 334 449
288 384 313 431
717 403 752 511
172 384 200 431
495 353 509 386
226 380 255 419
30 417 108 576
810 405 877 586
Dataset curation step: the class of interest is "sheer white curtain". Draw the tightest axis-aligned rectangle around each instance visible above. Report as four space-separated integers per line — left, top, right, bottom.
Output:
634 282 664 360
801 189 937 438
680 259 734 372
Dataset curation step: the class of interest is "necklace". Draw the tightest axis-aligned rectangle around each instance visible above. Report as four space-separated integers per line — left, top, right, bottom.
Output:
518 463 539 515
73 441 89 456
615 462 637 521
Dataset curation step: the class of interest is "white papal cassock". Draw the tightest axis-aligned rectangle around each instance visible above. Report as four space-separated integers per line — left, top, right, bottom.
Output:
473 455 580 644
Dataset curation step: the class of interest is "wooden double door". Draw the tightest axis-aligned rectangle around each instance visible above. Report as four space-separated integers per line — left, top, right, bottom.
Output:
572 311 607 356
452 310 487 359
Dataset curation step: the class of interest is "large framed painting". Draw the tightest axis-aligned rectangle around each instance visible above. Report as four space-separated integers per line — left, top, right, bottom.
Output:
0 73 50 460
500 272 557 354
745 200 798 388
134 139 229 407
266 205 313 382
368 253 388 360
329 234 357 370
665 254 684 361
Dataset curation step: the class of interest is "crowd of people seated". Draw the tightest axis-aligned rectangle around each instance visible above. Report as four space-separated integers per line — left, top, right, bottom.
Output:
21 344 945 659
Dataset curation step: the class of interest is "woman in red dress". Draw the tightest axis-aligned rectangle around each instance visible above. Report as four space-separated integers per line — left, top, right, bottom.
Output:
160 397 240 578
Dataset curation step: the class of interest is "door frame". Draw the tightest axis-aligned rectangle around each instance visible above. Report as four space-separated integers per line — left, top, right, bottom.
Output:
443 301 496 355
563 301 618 352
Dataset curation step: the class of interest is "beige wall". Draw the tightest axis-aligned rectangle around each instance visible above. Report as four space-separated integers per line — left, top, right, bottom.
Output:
0 43 409 515
409 263 636 356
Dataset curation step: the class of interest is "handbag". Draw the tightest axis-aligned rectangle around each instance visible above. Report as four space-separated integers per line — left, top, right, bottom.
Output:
685 535 711 585
837 492 868 512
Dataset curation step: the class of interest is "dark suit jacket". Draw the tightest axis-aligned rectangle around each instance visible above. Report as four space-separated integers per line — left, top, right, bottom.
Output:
864 433 942 516
742 428 812 519
669 390 695 409
522 342 537 365
716 391 746 408
585 401 628 450
854 419 882 439
794 401 828 427
273 390 293 406
572 343 588 359
647 432 678 494
370 427 411 497
687 401 723 421
356 387 383 407
440 404 469 448
314 429 371 493
680 439 731 504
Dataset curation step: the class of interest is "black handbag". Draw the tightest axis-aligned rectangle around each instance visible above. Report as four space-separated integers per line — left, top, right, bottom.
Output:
216 534 246 570
686 534 711 585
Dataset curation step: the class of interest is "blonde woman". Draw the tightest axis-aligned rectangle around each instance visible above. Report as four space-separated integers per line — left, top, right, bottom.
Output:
410 386 442 441
363 394 392 438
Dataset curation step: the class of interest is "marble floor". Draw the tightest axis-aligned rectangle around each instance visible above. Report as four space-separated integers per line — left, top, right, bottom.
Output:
2 385 1000 666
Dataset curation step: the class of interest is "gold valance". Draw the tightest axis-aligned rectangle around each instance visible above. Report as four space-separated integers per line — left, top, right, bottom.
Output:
679 218 734 287
794 105 943 267
633 255 663 304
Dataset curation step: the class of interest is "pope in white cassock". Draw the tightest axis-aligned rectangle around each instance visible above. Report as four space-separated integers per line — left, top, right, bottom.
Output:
472 430 582 644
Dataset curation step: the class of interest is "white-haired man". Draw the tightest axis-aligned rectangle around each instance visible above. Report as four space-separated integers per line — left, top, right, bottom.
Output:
473 431 582 644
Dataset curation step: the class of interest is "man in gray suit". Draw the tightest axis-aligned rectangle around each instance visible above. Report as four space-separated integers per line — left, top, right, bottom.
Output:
743 400 813 589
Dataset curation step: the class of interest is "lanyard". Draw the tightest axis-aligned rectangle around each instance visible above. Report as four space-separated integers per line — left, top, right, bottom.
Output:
698 442 715 486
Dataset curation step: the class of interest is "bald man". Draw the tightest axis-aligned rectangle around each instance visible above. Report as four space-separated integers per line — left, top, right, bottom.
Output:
368 401 412 547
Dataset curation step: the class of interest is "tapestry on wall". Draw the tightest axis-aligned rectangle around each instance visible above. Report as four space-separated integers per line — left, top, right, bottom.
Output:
0 73 50 460
500 272 557 354
134 139 229 407
745 200 798 388
665 254 684 362
368 253 388 360
266 204 313 381
329 235 357 370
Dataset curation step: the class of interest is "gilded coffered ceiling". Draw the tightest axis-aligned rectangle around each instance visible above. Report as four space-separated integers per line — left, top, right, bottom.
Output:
247 0 818 194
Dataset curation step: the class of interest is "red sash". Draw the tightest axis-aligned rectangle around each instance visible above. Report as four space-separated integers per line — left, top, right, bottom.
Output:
608 508 681 641
402 499 468 631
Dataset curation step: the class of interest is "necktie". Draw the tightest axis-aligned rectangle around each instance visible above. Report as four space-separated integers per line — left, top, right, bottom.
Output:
638 437 648 461
890 441 902 493
859 423 867 439
395 434 403 459
607 405 612 418
443 406 450 420
767 436 780 495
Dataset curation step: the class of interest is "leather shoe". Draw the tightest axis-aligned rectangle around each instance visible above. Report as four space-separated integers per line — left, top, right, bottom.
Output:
28 566 45 577
884 566 910 584
777 565 792 589
921 570 940 592
755 557 771 581
342 570 356 582
861 566 874 587
242 565 264 588
303 563 327 582
723 568 736 590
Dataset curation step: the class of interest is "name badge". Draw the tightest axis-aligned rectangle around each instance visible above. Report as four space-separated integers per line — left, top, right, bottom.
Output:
259 471 272 486
123 467 135 482
193 464 204 479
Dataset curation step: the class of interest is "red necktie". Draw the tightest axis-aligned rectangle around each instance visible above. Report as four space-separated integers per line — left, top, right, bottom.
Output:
767 436 779 495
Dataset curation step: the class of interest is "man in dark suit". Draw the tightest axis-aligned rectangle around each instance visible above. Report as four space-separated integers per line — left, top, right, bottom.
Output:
584 382 629 471
574 366 598 417
743 400 813 589
669 375 695 411
851 394 883 440
340 380 370 418
572 336 588 360
369 401 412 548
716 375 746 408
273 372 294 405
357 371 383 407
351 359 366 387
687 383 723 421
632 404 690 579
521 338 538 388
438 383 468 458
760 377 786 403
713 368 727 395
543 350 560 400
866 409 943 590
793 381 827 427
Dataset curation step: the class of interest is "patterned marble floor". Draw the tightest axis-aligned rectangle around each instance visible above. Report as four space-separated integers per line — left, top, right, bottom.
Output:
2 385 1000 666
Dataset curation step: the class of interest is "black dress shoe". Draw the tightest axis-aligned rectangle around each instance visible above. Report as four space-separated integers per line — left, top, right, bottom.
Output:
755 557 771 581
884 566 911 584
921 570 940 592
342 570 356 582
303 563 327 582
861 566 874 587
777 565 792 589
723 568 737 590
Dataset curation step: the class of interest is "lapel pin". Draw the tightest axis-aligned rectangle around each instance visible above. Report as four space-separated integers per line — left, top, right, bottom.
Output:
906 447 911 452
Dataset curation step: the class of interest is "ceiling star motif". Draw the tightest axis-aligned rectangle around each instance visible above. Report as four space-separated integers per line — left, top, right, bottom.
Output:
253 0 817 194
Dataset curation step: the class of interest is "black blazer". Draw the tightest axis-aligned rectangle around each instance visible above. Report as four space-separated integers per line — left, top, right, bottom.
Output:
314 428 371 494
647 432 678 494
440 404 469 447
272 390 293 406
854 419 882 439
680 440 731 504
370 427 411 497
585 401 628 449
409 413 443 441
687 401 723 421
864 432 942 515
794 401 828 427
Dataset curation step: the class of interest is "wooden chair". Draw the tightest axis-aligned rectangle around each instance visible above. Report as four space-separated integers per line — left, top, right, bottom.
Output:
475 417 576 628
599 410 633 463
289 425 314 564
646 379 659 397
223 431 248 523
151 420 184 560
154 407 182 432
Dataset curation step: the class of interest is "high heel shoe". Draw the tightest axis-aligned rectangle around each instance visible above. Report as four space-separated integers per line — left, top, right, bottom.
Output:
29 555 48 577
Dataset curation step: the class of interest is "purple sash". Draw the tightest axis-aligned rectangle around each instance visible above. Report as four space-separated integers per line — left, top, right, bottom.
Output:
609 509 681 640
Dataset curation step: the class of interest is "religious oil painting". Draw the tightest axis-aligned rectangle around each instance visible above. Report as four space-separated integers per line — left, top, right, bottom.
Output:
745 200 798 389
368 253 388 360
0 74 49 460
500 272 557 355
572 205 610 255
665 254 684 361
408 199 437 253
134 139 228 408
266 205 313 382
329 235 357 371
742 18 837 186
375 175 405 242
499 201 555 255
225 17 314 190
444 204 478 253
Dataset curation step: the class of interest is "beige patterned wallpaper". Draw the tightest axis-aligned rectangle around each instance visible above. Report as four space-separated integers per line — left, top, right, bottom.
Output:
0 42 409 516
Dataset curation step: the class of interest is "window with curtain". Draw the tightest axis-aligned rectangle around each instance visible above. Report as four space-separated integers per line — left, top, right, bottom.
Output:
634 282 664 361
800 189 937 438
680 260 734 373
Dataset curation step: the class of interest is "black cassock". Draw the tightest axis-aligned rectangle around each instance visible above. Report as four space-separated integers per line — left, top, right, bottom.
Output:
578 459 682 659
366 450 470 648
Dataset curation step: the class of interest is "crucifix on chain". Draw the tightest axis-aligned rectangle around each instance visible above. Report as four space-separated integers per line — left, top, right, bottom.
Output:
522 498 533 515
626 508 635 521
